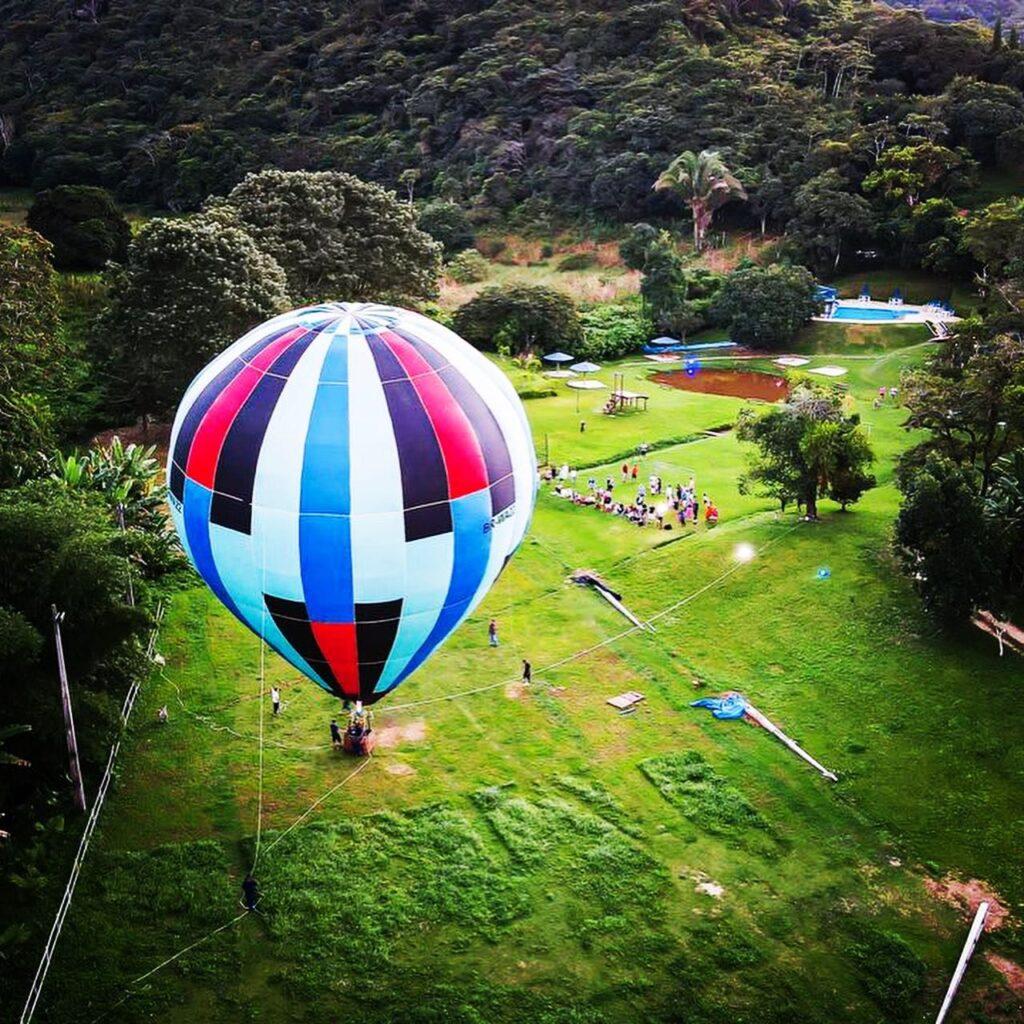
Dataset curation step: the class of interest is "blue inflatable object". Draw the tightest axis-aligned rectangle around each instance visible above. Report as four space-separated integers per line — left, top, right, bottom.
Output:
684 358 700 377
816 567 831 580
691 694 748 720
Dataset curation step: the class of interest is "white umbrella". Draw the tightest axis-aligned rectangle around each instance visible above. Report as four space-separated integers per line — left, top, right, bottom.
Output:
570 361 601 374
544 352 574 363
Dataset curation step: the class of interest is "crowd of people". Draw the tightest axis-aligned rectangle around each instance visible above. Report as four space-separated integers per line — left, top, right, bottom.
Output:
551 461 719 529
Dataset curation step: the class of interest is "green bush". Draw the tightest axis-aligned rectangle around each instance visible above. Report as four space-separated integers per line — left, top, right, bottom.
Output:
26 186 130 271
557 251 596 271
577 301 652 359
844 920 926 1016
417 199 474 254
452 284 582 355
446 248 489 283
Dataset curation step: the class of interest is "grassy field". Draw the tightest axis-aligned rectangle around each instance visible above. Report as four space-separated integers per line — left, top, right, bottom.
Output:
21 344 1024 1024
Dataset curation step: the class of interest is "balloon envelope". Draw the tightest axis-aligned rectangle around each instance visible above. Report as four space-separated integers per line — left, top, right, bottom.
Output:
168 302 536 705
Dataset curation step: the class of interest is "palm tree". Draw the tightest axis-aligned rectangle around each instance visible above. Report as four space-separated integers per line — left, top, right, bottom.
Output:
654 150 747 252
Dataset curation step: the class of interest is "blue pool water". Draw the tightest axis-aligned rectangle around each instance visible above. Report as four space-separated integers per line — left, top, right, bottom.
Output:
831 304 914 321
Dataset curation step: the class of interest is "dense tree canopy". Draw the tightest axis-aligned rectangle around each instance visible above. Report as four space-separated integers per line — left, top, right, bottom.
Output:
3 0 1024 237
0 225 63 484
210 169 441 304
712 264 819 349
738 388 876 518
25 185 130 271
93 215 289 421
452 285 583 357
417 199 475 256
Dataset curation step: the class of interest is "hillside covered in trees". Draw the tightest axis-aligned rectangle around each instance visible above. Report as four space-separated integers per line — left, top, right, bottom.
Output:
3 0 1024 222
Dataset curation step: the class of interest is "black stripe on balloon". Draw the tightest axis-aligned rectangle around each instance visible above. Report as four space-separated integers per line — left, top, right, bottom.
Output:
365 330 451 541
436 363 515 515
264 594 340 691
355 598 403 695
209 326 323 534
169 326 297 503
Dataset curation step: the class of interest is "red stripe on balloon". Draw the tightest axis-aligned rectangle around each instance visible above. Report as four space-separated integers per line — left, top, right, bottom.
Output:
310 622 359 698
185 327 307 489
378 329 488 499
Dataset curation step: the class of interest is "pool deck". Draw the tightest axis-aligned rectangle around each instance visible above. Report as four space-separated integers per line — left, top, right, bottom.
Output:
812 298 960 325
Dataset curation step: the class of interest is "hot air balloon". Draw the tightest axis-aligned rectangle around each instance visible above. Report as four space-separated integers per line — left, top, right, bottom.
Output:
167 302 536 705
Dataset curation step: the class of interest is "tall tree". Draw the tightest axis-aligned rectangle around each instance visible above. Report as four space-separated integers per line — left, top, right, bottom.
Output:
94 215 289 423
900 332 1024 496
0 226 63 484
211 170 441 304
452 286 582 357
711 264 819 350
26 185 130 271
738 388 875 518
653 150 746 252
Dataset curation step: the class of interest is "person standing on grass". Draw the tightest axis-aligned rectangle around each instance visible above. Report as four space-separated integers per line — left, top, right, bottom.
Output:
489 618 499 647
621 462 629 482
270 686 281 716
330 717 343 750
522 659 532 686
242 874 260 912
631 464 638 481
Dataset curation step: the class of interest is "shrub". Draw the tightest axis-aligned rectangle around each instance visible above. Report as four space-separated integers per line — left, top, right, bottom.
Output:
446 248 489 283
577 301 651 359
452 285 582 356
557 251 596 271
711 263 819 350
26 185 130 271
844 920 926 1016
417 199 474 254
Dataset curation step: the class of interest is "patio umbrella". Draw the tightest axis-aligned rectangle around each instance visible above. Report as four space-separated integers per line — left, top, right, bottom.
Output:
570 361 601 374
543 351 574 363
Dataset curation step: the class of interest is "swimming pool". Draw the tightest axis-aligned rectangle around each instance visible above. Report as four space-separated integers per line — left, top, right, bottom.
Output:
830 304 914 321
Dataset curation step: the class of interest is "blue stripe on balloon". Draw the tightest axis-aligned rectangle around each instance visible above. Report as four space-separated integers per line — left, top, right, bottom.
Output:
183 478 242 621
299 326 353 621
384 488 491 687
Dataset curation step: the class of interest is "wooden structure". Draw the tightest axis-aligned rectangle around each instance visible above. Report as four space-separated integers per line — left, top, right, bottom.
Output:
605 372 649 413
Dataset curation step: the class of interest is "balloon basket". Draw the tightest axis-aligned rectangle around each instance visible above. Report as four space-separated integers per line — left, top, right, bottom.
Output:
343 732 377 757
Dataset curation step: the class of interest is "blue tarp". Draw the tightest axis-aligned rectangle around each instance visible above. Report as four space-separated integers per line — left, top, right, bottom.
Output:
690 693 748 720
815 285 838 301
643 340 737 355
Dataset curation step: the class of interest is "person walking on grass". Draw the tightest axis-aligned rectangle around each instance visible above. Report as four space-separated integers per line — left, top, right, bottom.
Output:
270 686 281 716
242 873 261 913
330 717 343 750
621 462 629 482
522 659 532 686
488 618 499 647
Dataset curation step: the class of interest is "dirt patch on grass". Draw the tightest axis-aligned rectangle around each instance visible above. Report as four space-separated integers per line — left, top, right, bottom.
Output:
376 719 427 749
924 875 1012 930
384 761 416 778
695 879 725 898
987 954 1024 996
650 368 789 402
505 680 528 700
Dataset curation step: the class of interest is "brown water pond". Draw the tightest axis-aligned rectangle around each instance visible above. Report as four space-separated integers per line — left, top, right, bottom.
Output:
650 368 789 401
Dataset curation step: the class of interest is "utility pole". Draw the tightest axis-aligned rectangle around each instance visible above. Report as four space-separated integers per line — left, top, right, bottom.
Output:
52 606 87 812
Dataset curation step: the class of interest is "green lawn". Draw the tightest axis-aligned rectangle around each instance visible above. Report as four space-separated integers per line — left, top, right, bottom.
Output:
22 344 1024 1024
